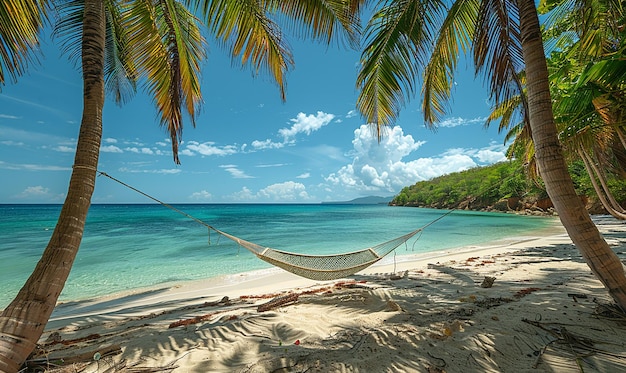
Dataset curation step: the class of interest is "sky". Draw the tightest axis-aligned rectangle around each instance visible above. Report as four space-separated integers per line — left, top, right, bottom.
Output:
0 27 510 204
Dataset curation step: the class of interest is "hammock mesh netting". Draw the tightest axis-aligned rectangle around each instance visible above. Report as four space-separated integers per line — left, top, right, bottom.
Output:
214 227 425 281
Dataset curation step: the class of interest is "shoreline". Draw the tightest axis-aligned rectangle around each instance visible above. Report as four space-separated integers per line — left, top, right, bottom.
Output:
47 218 567 328
27 216 626 372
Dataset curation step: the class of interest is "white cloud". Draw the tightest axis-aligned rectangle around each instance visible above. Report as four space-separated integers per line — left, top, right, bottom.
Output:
325 124 507 194
474 144 508 163
258 181 309 201
227 182 311 202
101 145 123 153
252 111 335 150
278 111 335 140
438 116 487 128
220 164 253 179
185 141 238 156
296 173 310 179
104 138 118 144
251 139 284 150
0 114 20 119
118 167 181 175
19 185 49 196
190 190 212 201
345 110 358 118
0 161 70 171
256 163 288 168
230 187 256 201
15 185 64 201
53 146 75 153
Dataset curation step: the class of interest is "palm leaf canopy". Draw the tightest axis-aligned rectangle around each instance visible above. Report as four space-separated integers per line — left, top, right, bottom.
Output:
54 0 364 163
357 0 527 139
0 0 48 85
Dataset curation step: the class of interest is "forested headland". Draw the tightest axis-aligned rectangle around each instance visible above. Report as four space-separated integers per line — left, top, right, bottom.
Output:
390 159 626 216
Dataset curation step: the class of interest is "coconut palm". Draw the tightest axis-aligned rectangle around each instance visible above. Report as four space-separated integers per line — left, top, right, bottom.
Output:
489 3 626 218
357 0 626 311
0 1 364 371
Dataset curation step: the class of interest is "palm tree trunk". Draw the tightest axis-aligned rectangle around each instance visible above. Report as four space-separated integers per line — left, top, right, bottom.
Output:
579 148 626 219
584 149 626 214
0 1 106 371
517 0 626 311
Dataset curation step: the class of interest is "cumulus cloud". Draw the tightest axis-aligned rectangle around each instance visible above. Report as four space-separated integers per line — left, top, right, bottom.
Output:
190 190 212 201
227 182 311 202
229 187 256 201
101 145 123 153
296 172 310 179
325 124 507 194
258 181 309 201
279 111 334 140
252 111 335 150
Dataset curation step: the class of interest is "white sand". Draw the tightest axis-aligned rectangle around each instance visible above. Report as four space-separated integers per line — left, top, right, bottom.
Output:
28 216 626 372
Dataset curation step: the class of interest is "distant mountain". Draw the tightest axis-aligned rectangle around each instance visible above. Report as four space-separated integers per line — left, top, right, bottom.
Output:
322 196 394 205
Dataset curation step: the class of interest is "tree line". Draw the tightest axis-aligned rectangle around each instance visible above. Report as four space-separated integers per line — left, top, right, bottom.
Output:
391 159 626 214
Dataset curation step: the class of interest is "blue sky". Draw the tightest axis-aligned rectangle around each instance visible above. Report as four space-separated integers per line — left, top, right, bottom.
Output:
0 30 508 204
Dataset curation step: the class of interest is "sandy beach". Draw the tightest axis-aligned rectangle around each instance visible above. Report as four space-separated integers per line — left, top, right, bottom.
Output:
26 216 626 372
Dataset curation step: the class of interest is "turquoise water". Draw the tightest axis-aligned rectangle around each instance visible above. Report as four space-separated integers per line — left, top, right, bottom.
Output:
0 204 558 309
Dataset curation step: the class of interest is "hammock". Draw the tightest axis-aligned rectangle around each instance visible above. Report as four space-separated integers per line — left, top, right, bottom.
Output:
97 171 452 281
213 225 430 281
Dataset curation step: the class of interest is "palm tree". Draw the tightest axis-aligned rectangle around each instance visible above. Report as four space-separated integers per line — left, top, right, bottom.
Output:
0 1 364 371
357 0 626 311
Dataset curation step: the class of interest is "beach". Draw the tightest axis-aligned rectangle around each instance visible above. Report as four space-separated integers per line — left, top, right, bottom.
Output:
25 215 626 372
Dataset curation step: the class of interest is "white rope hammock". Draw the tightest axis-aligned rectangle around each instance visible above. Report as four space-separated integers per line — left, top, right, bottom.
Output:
97 171 452 281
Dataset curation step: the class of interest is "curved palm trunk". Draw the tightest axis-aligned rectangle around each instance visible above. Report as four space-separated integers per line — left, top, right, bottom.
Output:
517 0 626 311
583 149 626 215
579 148 626 219
0 1 106 371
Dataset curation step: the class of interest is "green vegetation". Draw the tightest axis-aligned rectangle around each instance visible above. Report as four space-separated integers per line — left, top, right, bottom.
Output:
391 159 626 214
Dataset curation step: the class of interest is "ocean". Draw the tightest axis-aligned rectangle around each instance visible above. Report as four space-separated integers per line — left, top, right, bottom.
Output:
0 204 559 309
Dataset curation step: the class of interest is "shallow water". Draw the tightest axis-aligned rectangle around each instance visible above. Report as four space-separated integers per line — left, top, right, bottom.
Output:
0 204 558 309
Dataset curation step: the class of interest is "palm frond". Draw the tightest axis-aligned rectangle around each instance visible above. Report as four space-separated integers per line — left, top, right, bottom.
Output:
104 0 137 105
126 0 205 164
485 92 525 134
357 0 444 139
577 59 626 86
473 0 526 112
195 0 293 100
0 0 48 85
422 0 480 125
265 0 366 49
53 0 84 68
